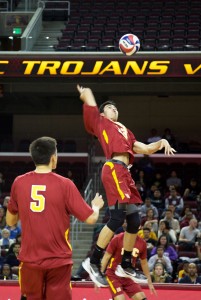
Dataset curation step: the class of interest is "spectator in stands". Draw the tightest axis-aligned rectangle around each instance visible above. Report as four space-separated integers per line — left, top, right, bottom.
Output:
183 178 200 201
138 222 158 241
134 169 147 189
142 227 157 259
166 171 182 191
150 234 178 262
4 242 21 275
151 172 166 193
137 154 155 179
164 187 184 214
161 204 180 220
135 181 147 201
178 218 201 251
157 220 177 244
0 172 5 197
0 263 18 280
148 245 173 274
150 262 172 283
160 209 180 236
162 128 176 149
178 263 201 284
0 228 15 250
141 208 158 233
66 169 75 183
180 209 195 229
2 195 10 212
150 189 164 218
147 183 158 199
147 128 161 144
177 261 189 280
140 197 159 219
5 223 21 240
0 207 6 229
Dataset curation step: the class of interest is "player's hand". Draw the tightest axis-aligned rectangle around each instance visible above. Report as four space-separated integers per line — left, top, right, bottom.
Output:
148 282 157 296
159 139 176 155
91 193 104 210
77 84 85 94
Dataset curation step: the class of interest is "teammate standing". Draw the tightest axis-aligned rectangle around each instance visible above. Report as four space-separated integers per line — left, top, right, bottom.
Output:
77 84 175 287
6 136 104 300
101 232 156 300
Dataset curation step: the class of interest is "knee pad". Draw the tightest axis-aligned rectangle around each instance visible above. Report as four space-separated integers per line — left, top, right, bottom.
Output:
107 208 126 232
126 212 141 234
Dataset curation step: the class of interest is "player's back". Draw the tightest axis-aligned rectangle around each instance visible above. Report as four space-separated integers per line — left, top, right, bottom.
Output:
12 171 74 268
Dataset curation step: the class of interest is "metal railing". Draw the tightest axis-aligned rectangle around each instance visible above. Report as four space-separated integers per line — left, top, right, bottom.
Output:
21 7 43 51
0 1 9 11
71 140 103 247
37 0 70 17
71 178 94 249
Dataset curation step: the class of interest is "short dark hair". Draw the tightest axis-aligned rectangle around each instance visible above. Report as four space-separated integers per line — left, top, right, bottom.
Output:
99 100 117 113
29 136 57 166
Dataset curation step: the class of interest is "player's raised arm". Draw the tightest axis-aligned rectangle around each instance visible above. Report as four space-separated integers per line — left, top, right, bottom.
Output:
133 139 176 155
77 84 97 106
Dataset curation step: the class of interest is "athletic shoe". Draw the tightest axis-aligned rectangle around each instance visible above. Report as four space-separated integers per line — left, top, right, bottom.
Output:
115 265 148 283
82 257 109 287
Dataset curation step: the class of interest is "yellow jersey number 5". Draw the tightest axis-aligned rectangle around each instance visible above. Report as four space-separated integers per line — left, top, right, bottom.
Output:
30 185 46 212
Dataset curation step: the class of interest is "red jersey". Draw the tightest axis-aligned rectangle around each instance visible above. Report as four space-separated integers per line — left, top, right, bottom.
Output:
106 233 147 276
83 104 136 164
7 171 93 269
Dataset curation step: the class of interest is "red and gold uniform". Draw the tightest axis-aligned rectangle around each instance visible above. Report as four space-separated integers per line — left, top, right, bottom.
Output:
8 171 93 300
105 233 147 298
84 104 142 206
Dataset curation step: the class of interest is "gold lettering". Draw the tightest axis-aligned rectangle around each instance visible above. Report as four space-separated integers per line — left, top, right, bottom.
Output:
23 61 41 75
148 61 170 75
184 64 201 75
0 61 9 75
37 61 61 75
61 61 84 74
81 61 103 75
123 61 148 74
99 61 121 75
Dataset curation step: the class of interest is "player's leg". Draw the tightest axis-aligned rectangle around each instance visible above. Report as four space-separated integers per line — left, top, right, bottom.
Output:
114 295 126 300
19 262 44 299
131 291 147 300
82 203 126 287
121 207 140 269
115 204 147 283
107 275 127 300
45 264 72 300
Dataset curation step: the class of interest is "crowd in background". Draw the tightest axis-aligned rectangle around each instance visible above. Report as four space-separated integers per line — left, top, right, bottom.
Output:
0 135 201 282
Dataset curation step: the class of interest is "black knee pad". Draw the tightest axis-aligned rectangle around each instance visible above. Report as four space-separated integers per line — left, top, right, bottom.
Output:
126 212 141 234
107 208 126 232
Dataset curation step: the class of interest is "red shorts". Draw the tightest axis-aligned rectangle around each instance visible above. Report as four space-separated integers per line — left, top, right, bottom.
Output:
101 161 142 206
19 262 72 300
106 271 142 298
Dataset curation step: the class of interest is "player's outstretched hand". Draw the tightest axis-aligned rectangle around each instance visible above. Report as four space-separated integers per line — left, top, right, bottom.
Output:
91 193 104 210
77 84 96 105
77 84 85 94
159 139 176 155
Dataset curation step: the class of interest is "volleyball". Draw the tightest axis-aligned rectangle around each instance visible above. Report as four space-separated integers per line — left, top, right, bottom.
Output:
119 33 140 56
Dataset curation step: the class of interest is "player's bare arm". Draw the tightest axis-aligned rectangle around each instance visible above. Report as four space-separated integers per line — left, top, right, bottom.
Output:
6 210 19 226
101 251 112 273
133 139 176 155
140 259 157 296
77 84 97 106
85 193 104 225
